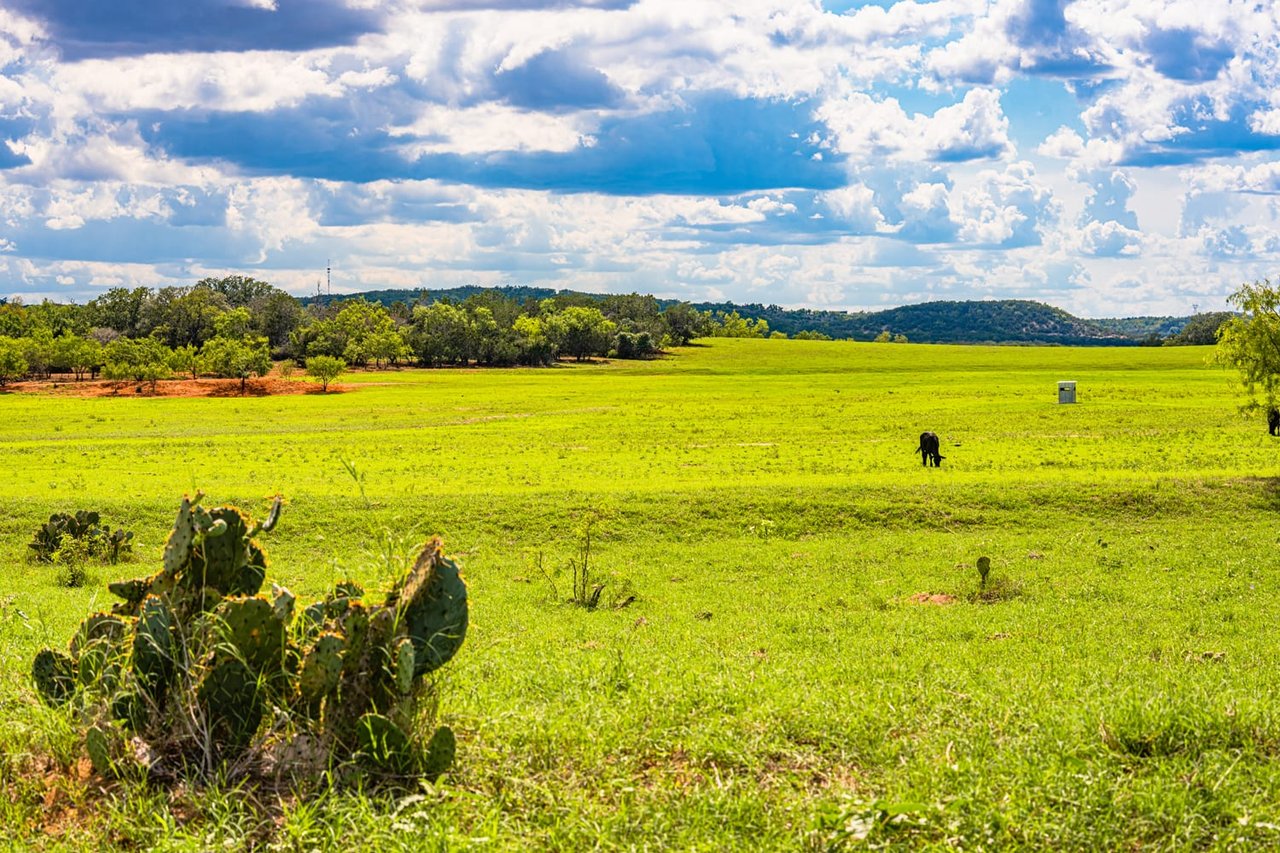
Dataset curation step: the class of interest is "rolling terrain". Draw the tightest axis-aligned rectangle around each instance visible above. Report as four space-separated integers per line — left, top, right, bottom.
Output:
2 339 1279 849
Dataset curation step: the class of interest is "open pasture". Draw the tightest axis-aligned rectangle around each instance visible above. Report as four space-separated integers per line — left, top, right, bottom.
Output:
4 338 1280 849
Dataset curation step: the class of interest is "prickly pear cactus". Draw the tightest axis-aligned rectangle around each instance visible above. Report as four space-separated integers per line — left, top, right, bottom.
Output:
215 595 286 676
29 492 467 785
356 713 416 777
133 595 177 697
85 724 115 776
32 649 75 706
394 638 415 696
298 633 345 705
422 725 457 781
395 539 469 676
198 659 264 753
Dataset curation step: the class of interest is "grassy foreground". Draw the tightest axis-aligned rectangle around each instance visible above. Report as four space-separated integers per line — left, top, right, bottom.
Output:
3 338 1280 849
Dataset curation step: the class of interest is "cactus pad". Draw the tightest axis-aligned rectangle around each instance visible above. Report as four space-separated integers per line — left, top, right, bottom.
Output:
398 541 469 677
340 603 371 674
271 584 295 624
108 577 151 607
355 713 416 777
198 659 264 751
111 690 148 731
132 596 177 697
394 638 415 695
163 494 200 575
216 596 286 675
234 541 268 597
32 648 76 706
422 725 456 780
85 724 115 776
250 496 283 536
298 633 345 702
192 507 251 592
70 611 125 656
76 638 112 687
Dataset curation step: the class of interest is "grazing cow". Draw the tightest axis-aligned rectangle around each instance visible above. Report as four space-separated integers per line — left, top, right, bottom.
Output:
917 431 944 467
1269 407 1279 436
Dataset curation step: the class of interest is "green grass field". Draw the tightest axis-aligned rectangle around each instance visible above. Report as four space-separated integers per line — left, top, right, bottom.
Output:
4 338 1280 849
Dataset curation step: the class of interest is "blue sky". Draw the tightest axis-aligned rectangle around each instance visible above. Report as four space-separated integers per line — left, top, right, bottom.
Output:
1 0 1278 315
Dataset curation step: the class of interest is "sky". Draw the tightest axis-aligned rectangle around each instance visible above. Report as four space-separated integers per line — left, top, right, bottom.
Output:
1 0 1278 316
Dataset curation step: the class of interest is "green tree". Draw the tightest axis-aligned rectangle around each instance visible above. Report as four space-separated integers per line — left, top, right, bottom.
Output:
874 330 892 343
0 336 29 385
26 300 85 337
602 293 664 339
407 302 473 366
365 329 407 369
613 330 658 359
663 302 707 346
306 354 346 392
1167 312 1234 346
168 344 200 379
196 274 275 308
147 286 229 348
103 337 172 386
20 329 56 378
544 306 615 361
54 334 100 380
213 306 254 340
513 315 556 366
200 336 272 394
253 289 304 350
0 301 29 338
1216 280 1280 414
709 311 768 338
470 307 520 366
86 287 150 337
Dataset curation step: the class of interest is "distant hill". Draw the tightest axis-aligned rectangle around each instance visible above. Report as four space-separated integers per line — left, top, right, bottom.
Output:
301 285 564 309
301 287 1195 346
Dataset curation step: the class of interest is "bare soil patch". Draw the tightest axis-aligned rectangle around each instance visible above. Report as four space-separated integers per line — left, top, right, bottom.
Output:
6 378 347 398
908 593 956 606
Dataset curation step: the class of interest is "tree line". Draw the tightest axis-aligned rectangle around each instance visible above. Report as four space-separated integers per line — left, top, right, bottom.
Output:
0 276 798 387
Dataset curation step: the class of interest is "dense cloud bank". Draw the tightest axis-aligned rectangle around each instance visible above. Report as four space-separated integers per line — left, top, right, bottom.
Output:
1 0 1278 314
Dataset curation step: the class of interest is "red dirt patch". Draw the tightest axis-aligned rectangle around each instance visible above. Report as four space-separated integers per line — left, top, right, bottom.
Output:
6 378 347 398
908 593 956 605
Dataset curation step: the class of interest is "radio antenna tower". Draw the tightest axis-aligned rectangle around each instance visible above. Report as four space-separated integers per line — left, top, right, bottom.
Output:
326 259 332 295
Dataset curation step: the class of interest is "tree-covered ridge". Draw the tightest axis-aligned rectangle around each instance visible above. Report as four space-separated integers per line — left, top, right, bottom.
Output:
304 287 1205 345
0 280 1223 392
0 278 720 387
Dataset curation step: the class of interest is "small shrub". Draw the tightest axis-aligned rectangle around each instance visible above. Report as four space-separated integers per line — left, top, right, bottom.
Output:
613 331 659 360
537 516 635 610
306 355 346 391
52 534 90 588
968 575 1023 604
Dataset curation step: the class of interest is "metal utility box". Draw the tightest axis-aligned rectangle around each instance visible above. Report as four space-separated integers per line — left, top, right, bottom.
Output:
1058 380 1077 404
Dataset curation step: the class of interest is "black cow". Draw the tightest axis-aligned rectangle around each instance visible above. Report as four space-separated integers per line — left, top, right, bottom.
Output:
917 431 944 467
1269 407 1279 436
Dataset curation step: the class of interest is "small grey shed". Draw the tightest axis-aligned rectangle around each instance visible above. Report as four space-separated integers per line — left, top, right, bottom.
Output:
1058 380 1077 404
